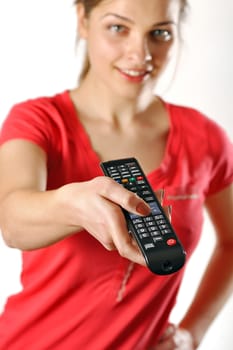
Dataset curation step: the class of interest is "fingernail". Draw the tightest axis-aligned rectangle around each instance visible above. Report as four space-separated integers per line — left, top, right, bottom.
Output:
136 202 151 216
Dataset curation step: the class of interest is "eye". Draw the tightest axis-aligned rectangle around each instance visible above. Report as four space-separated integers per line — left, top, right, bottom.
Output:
150 29 172 42
109 24 126 33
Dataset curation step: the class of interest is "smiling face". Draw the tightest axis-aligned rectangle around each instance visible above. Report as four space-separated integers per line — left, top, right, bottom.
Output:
77 0 181 99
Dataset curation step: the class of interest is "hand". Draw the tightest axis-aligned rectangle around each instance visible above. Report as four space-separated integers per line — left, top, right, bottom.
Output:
151 324 196 350
58 176 151 266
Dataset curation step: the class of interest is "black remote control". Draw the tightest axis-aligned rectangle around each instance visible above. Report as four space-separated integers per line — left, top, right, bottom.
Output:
100 157 186 275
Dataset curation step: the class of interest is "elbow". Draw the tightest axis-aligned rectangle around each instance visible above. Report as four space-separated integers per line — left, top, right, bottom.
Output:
1 228 34 251
0 202 28 250
0 227 17 249
0 198 18 248
0 216 28 250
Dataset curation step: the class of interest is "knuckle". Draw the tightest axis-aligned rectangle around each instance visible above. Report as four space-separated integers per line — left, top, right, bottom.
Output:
118 247 128 259
98 176 121 198
101 176 116 192
103 240 115 251
105 203 123 223
117 239 131 258
91 176 110 189
98 228 115 251
121 191 137 208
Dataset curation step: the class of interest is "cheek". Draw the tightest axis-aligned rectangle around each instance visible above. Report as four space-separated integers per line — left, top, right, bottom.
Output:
88 37 122 68
152 43 175 67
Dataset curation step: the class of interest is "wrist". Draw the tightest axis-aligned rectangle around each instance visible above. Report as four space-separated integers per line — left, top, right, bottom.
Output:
178 323 201 349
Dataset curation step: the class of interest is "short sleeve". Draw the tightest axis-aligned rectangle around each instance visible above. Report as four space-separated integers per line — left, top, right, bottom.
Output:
206 119 233 195
0 98 57 155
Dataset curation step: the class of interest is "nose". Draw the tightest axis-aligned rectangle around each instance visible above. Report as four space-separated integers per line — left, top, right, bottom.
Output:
126 36 152 66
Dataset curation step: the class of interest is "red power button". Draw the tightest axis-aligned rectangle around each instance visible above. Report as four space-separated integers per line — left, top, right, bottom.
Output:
167 238 177 246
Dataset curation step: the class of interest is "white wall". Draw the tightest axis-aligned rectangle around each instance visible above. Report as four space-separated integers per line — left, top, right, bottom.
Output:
0 1 232 348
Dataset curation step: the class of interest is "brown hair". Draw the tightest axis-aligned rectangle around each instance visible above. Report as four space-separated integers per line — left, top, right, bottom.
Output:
74 0 189 81
74 0 188 18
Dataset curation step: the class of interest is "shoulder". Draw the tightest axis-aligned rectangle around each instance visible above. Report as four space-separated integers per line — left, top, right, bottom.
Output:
165 101 233 193
165 101 231 145
8 90 68 118
1 90 71 138
0 90 71 151
166 102 213 128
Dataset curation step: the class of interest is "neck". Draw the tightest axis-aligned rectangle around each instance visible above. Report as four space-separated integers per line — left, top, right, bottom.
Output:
73 71 157 126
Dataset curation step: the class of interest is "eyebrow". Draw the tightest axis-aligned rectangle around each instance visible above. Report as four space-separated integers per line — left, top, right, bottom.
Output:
101 13 176 26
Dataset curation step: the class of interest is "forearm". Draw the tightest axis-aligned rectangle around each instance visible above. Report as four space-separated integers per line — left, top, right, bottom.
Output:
0 177 151 256
179 243 233 347
0 188 81 250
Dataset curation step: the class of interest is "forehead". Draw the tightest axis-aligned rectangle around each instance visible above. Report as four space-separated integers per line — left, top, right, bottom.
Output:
92 0 181 24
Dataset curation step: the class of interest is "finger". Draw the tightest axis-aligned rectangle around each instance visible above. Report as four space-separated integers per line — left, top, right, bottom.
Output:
114 229 146 266
158 324 176 342
173 328 194 348
97 177 151 216
98 199 146 265
113 223 145 265
102 240 117 251
151 338 176 350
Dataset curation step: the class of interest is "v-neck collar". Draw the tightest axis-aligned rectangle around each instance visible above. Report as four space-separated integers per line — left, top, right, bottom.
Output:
60 90 180 181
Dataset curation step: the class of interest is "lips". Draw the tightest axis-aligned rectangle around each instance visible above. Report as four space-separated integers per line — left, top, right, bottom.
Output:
118 66 153 82
121 69 148 77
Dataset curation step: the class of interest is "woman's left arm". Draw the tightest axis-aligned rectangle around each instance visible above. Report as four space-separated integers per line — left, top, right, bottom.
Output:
178 183 233 347
153 184 233 349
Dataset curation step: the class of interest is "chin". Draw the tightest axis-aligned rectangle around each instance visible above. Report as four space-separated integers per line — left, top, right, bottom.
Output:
120 80 155 100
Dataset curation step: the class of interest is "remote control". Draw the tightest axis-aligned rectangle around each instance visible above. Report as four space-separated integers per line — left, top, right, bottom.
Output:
100 157 186 275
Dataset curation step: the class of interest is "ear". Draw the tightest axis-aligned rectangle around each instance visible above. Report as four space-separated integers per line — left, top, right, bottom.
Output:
76 3 89 39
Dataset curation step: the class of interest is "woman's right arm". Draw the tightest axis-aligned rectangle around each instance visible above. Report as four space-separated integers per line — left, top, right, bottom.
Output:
0 139 150 265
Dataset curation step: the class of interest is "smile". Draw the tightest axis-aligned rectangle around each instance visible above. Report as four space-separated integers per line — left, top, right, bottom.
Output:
118 67 153 83
121 69 147 77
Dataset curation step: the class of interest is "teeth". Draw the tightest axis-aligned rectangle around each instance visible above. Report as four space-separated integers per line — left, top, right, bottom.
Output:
122 69 145 77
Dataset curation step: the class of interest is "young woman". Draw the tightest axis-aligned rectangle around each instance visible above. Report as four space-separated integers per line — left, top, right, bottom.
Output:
0 0 232 349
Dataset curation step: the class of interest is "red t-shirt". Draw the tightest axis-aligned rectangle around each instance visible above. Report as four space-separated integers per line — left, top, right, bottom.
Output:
0 91 232 349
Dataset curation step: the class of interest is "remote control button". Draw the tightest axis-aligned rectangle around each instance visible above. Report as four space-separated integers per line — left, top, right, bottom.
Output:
129 177 136 182
140 233 150 239
157 219 166 224
144 216 153 222
159 224 167 230
132 218 143 224
146 221 155 227
129 213 140 220
154 215 163 220
161 229 171 235
148 227 159 234
132 172 141 177
142 190 151 195
167 238 177 246
149 202 161 215
144 196 154 201
121 172 130 176
137 180 146 185
121 179 129 184
151 231 160 236
138 228 148 234
144 243 155 250
153 236 163 242
135 223 145 228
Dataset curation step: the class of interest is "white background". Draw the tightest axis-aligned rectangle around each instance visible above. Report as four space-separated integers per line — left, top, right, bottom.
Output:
0 1 233 349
